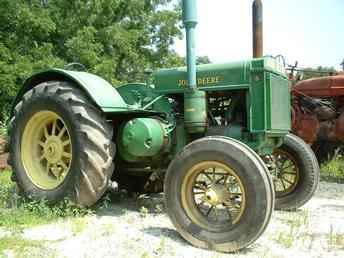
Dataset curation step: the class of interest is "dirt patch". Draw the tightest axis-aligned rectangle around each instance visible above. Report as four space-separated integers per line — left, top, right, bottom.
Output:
0 136 10 171
1 182 343 258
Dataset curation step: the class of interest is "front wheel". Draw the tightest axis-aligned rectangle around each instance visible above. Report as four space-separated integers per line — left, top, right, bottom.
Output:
270 133 320 210
164 136 274 252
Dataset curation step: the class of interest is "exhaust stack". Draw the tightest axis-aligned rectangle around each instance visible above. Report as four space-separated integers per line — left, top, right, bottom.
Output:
253 0 263 58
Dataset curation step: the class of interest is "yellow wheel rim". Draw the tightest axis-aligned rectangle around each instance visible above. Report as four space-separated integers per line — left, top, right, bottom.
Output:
181 161 246 229
272 149 300 197
21 111 73 190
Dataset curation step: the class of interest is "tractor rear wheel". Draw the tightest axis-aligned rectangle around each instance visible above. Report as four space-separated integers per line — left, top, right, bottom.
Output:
271 133 319 210
9 81 115 207
164 136 274 252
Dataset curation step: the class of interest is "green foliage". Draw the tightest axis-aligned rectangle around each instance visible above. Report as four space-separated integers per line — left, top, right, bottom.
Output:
0 111 9 137
321 152 344 183
301 66 337 80
0 0 183 118
196 56 211 65
0 170 93 230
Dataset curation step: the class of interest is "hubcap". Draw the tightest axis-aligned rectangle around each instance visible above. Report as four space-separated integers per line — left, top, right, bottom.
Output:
205 184 230 206
181 161 246 228
271 149 299 197
21 111 73 190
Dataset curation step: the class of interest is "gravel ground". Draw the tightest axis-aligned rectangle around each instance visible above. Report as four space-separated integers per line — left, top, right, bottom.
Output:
2 182 344 258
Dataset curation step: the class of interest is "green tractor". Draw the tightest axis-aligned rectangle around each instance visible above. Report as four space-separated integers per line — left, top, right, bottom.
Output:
8 0 319 252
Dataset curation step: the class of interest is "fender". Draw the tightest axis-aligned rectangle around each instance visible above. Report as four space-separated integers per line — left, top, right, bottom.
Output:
11 68 131 116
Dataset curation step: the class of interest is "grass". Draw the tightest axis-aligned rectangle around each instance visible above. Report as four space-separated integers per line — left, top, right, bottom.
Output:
0 170 96 256
0 234 52 258
320 152 344 183
328 225 344 250
70 217 88 236
274 210 310 249
0 170 93 231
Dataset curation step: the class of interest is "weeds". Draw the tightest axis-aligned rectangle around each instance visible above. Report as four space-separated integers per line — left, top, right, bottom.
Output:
328 225 344 250
0 235 48 257
321 152 344 183
0 170 93 230
139 206 149 218
70 218 88 236
0 111 9 138
275 210 310 248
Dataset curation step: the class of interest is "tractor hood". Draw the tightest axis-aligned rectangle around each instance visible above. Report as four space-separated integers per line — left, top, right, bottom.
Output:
153 57 286 93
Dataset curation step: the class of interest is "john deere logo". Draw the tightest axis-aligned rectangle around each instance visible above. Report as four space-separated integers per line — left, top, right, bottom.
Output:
178 76 223 87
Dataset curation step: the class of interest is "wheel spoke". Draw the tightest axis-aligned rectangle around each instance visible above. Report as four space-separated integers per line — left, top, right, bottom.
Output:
202 172 213 182
206 205 214 217
282 163 294 170
231 192 242 196
278 159 287 169
198 199 205 206
52 120 57 136
62 140 71 147
282 171 297 175
280 178 287 190
282 177 294 185
39 154 45 161
62 152 72 159
44 126 50 138
58 126 67 138
46 162 51 174
193 191 205 195
194 181 208 190
59 160 68 172
38 141 45 148
215 175 225 184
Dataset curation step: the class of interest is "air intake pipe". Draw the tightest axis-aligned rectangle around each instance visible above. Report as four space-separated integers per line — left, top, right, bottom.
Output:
183 0 207 134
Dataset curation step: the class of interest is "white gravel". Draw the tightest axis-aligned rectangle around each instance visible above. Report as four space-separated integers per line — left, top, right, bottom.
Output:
2 182 344 258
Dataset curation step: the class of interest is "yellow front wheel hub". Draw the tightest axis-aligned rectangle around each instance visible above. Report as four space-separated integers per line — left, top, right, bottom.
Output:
21 111 73 190
181 161 246 227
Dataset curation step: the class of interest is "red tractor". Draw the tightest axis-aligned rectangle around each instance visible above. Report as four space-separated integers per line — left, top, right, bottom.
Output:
290 67 344 162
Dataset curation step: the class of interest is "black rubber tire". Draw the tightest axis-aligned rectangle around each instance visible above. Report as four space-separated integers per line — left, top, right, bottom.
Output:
274 133 319 210
8 81 115 207
164 136 274 252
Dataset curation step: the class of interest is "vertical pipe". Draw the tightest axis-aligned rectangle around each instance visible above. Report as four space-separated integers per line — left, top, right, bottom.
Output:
253 0 263 58
182 0 197 89
182 0 206 134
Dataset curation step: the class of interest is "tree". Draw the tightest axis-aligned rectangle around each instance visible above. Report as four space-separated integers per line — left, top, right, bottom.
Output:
0 0 184 119
196 56 211 65
301 66 337 80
